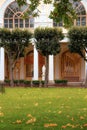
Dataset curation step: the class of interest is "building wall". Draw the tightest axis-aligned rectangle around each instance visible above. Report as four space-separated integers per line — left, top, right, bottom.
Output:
0 0 86 83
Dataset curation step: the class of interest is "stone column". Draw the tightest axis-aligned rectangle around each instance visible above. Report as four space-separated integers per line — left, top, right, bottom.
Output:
0 47 4 81
33 45 38 80
49 55 54 83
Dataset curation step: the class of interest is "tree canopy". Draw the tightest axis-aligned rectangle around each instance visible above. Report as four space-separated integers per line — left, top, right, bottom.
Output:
68 26 87 61
0 28 32 86
16 0 81 27
34 27 64 87
34 27 64 56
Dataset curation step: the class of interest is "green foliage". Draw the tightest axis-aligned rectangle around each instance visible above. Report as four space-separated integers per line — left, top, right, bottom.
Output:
0 28 32 86
0 28 32 59
54 79 68 84
50 0 81 28
13 80 19 84
32 80 40 85
41 80 45 85
16 0 41 17
4 79 10 84
19 80 24 84
34 27 64 56
24 80 31 85
68 26 87 61
17 0 80 28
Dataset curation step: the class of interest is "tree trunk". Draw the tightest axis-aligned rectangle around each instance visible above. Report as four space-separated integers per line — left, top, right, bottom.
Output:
45 55 49 87
9 59 14 87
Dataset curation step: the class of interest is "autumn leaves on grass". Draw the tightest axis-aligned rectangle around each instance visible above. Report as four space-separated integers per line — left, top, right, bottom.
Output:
13 114 36 125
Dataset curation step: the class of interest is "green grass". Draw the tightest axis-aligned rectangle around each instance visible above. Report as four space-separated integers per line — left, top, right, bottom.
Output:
0 87 87 130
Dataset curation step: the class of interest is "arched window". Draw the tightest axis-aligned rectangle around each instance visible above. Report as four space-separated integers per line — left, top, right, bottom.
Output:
74 2 86 26
4 1 34 28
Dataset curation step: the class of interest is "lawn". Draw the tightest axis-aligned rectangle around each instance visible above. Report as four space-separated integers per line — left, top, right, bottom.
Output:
0 87 87 130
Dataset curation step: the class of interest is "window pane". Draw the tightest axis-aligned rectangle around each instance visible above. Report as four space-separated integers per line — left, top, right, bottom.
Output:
76 17 80 26
14 19 18 28
9 19 13 28
81 17 86 26
4 8 12 18
53 22 57 27
30 18 34 27
9 2 19 13
20 19 23 28
4 19 8 28
25 19 29 27
53 21 63 27
15 19 18 23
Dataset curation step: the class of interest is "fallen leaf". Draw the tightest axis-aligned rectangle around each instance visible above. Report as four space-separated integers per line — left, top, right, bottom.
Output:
26 118 36 124
61 125 67 129
44 123 57 127
58 111 62 114
83 124 87 127
0 112 4 117
71 117 74 121
66 123 72 127
34 103 38 106
27 114 32 118
16 120 22 124
80 116 84 120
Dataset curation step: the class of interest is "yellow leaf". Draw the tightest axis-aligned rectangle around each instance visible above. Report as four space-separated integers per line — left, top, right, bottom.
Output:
83 124 87 127
58 111 62 114
62 125 67 129
16 120 22 124
80 116 84 120
0 112 4 117
66 123 72 126
44 123 57 127
34 103 38 106
71 117 74 121
27 114 32 118
26 118 36 124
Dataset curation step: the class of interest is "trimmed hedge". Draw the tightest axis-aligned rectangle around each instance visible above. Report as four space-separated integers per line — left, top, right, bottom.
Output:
54 79 68 84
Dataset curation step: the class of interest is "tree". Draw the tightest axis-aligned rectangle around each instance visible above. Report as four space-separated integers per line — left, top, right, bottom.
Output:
34 27 64 87
0 28 32 86
68 26 87 61
68 26 87 86
16 0 81 28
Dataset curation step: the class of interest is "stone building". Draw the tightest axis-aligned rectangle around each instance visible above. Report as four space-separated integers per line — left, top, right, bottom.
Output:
0 0 87 84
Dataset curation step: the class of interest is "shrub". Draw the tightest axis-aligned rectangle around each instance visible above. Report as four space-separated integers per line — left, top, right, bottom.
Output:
13 80 19 84
54 79 68 84
41 80 45 85
24 80 31 87
40 80 45 87
32 80 40 87
4 79 10 84
19 80 24 84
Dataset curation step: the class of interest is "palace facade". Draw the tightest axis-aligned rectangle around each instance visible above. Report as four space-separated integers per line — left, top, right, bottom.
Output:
0 0 87 84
